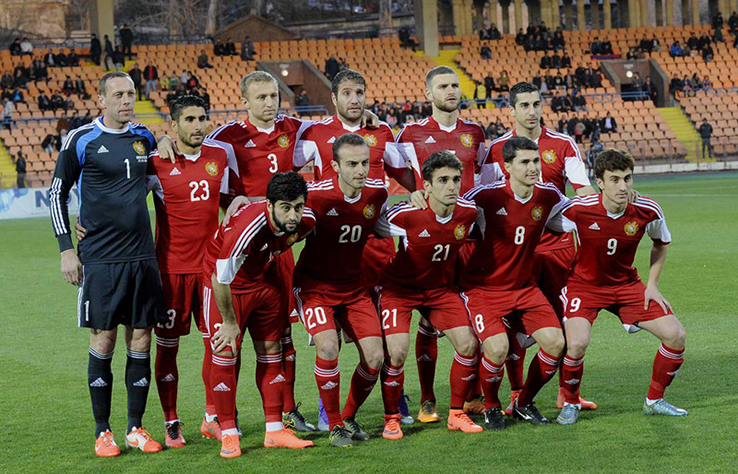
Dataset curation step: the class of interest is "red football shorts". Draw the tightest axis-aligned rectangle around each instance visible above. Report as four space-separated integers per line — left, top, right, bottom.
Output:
202 280 284 352
378 285 472 336
155 273 204 337
532 245 576 318
561 280 674 329
460 286 561 342
293 284 382 341
361 236 396 289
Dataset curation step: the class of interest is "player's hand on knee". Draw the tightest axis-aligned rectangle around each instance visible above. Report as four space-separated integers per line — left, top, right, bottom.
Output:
212 321 241 354
156 134 179 163
223 196 249 225
409 190 428 209
75 219 87 242
60 249 82 286
644 284 672 314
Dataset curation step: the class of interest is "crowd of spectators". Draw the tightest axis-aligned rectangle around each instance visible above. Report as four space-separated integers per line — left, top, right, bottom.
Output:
538 50 573 69
590 37 614 55
516 23 566 52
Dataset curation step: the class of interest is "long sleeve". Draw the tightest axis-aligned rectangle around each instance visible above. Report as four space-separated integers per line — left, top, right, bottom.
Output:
49 141 82 252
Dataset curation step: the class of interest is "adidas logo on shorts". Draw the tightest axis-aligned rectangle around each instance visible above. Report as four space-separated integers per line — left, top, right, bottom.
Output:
418 229 431 237
321 381 338 390
213 382 231 391
327 208 339 217
90 377 108 387
269 374 286 385
424 136 436 144
160 374 176 382
133 377 149 387
496 207 508 216
589 223 601 230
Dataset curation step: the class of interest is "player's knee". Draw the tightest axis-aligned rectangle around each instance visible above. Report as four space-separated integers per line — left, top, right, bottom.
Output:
566 337 589 358
213 349 235 358
386 347 408 367
664 325 686 350
363 347 384 370
483 342 507 364
454 336 478 358
316 341 340 361
541 334 565 357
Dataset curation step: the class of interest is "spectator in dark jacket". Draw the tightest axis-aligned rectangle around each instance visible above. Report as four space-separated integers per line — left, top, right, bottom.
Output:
128 63 143 101
699 118 713 158
119 23 134 59
103 35 114 70
600 112 617 133
14 151 26 188
143 62 158 99
9 38 21 56
38 92 51 111
90 33 102 65
540 51 551 69
325 55 339 80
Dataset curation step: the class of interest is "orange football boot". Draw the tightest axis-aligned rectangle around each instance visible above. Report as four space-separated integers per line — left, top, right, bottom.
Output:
264 429 314 449
94 430 120 457
447 409 483 433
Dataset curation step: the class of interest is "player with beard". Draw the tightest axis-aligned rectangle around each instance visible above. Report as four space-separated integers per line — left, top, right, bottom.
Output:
395 66 487 422
203 172 316 458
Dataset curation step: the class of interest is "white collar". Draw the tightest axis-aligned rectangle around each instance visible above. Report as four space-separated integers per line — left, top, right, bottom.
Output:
435 212 453 224
183 151 201 162
256 125 275 134
437 120 458 133
344 191 362 203
340 121 362 132
95 117 129 134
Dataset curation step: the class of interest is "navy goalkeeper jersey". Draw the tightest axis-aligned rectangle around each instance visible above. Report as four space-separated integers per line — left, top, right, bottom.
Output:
49 117 157 264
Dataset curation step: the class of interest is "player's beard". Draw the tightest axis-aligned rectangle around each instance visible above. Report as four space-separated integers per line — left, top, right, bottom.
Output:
272 208 299 234
434 97 458 113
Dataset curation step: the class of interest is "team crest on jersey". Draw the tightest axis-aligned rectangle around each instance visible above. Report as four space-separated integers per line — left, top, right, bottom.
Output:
278 134 290 148
363 204 376 219
132 140 146 155
205 161 219 176
364 134 377 147
454 224 466 240
460 134 473 148
286 234 298 246
624 221 639 236
542 149 557 164
531 206 543 221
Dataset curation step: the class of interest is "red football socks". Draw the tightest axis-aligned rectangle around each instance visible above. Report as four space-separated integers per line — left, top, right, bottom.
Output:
342 363 379 419
480 355 505 409
415 325 438 403
256 353 284 424
561 354 585 405
647 344 685 400
450 352 479 409
315 356 342 429
518 349 561 406
281 336 297 412
381 363 405 415
155 336 180 422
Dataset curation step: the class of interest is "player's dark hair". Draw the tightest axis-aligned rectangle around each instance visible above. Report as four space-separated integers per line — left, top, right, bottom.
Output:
169 95 208 122
422 150 463 182
509 82 541 108
266 171 308 204
425 65 457 88
99 71 133 96
594 149 635 180
502 136 539 163
331 69 366 96
332 132 369 163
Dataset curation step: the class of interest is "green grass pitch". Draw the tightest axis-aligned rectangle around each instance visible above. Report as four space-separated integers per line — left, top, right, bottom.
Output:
1 173 737 473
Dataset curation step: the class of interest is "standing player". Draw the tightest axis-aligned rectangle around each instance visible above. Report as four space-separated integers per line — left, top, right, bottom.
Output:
395 65 488 422
481 81 597 413
375 151 483 440
49 71 164 456
204 172 316 458
293 69 417 428
146 96 229 446
293 134 387 447
461 137 567 429
550 150 687 425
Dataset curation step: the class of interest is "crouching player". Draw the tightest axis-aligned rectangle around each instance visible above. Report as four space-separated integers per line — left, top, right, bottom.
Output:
293 133 388 447
375 151 483 439
551 149 687 424
203 172 316 458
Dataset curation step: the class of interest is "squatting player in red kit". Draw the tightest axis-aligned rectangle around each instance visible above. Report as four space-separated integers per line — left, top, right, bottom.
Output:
293 133 388 447
481 81 598 413
395 65 488 422
548 149 687 425
375 151 483 439
146 96 229 446
461 136 568 429
203 172 316 458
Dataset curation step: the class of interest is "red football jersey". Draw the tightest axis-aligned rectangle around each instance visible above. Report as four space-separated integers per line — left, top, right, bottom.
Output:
204 114 311 198
294 176 389 289
460 181 568 291
146 149 228 274
481 127 591 252
376 198 478 290
202 200 316 291
548 194 671 287
293 115 407 181
396 116 486 193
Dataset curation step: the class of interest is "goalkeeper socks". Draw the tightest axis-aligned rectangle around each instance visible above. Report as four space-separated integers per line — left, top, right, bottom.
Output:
125 349 151 433
415 324 438 403
154 336 180 422
88 347 114 437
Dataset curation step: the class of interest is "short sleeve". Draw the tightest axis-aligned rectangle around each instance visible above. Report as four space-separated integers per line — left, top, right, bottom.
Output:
646 217 672 245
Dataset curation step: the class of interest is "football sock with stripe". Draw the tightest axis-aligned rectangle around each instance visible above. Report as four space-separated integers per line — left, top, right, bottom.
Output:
315 356 342 429
561 355 585 405
155 336 180 423
342 362 379 419
125 349 151 433
88 347 114 437
202 334 216 417
647 344 685 400
211 353 237 430
256 353 284 426
381 363 405 415
480 355 505 409
518 349 561 406
281 336 297 412
505 333 526 391
415 324 438 403
450 352 479 409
